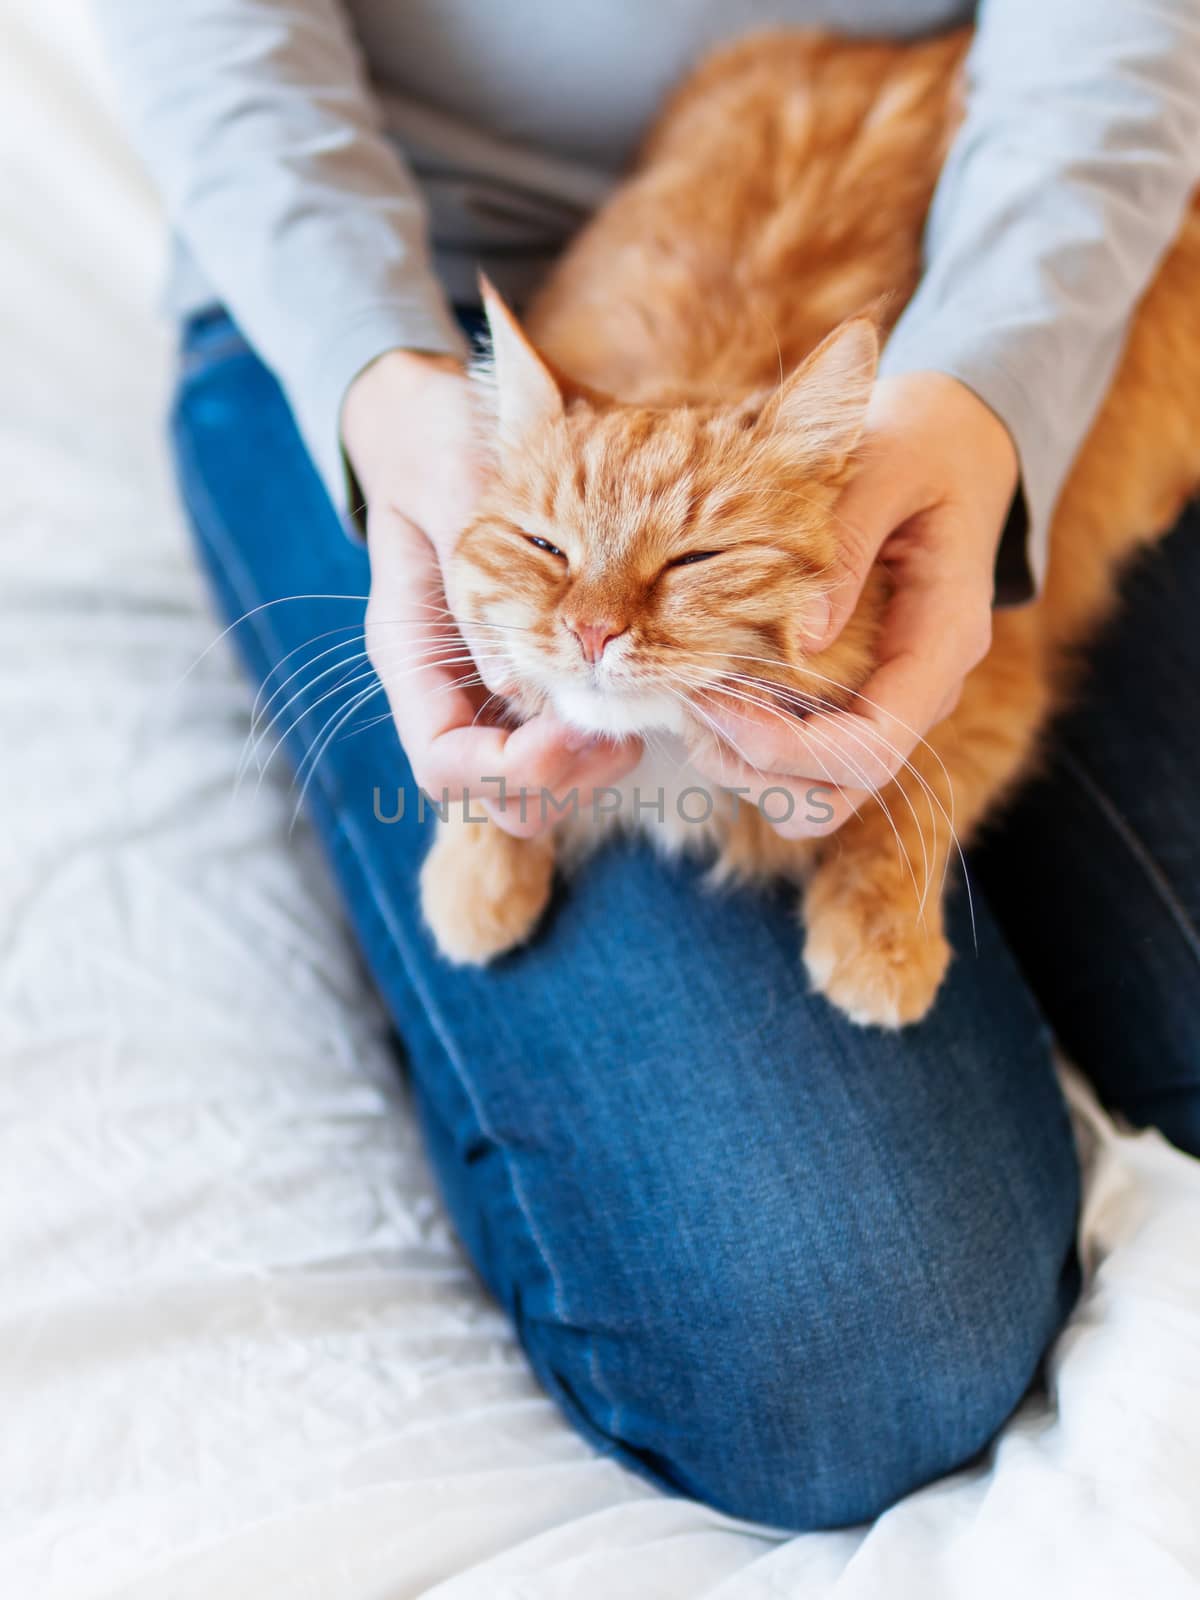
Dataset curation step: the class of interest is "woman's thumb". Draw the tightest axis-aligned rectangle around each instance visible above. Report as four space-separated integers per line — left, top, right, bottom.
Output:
806 460 904 651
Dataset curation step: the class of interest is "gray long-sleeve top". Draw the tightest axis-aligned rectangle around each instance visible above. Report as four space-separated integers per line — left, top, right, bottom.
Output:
95 0 1200 600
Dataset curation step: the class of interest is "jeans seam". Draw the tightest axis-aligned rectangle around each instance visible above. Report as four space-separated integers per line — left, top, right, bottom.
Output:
172 379 628 1447
1058 746 1200 969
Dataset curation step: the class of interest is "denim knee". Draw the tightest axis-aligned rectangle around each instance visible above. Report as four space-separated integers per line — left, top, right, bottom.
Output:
523 1184 1079 1532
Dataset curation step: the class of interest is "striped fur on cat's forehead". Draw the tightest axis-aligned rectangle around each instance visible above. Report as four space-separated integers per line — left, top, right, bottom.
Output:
465 277 877 570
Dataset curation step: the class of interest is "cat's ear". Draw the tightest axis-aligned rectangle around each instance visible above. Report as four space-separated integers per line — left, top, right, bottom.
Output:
758 317 878 468
479 274 564 446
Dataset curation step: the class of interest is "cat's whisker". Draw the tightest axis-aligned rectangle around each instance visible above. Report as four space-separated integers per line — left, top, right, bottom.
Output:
681 663 942 910
260 663 389 799
245 623 369 755
243 621 513 772
745 695 925 910
771 660 972 929
792 662 957 804
706 644 958 810
178 592 374 695
675 662 943 913
469 689 508 731
253 649 511 796
707 665 961 925
245 643 508 792
654 680 737 769
674 641 962 838
391 602 539 636
652 671 776 791
241 634 376 786
341 708 399 742
288 664 495 828
239 625 464 789
665 658 928 894
669 679 918 896
289 680 386 830
672 671 926 908
772 681 952 916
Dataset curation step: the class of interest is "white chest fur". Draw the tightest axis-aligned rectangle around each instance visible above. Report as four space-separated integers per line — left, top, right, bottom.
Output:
559 734 728 861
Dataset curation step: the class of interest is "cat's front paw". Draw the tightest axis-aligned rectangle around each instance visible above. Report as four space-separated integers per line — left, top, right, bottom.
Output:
421 822 555 966
803 865 950 1029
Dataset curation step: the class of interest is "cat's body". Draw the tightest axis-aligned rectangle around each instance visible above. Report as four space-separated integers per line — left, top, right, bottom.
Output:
421 29 1200 1027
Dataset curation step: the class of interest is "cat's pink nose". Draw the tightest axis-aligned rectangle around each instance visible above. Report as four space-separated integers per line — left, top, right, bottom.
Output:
566 617 625 664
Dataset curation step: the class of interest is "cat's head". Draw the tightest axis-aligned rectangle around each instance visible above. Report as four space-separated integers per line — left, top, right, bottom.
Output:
449 283 883 740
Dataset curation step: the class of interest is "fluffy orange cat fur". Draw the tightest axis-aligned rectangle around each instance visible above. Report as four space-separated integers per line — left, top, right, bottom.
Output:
420 29 1200 1028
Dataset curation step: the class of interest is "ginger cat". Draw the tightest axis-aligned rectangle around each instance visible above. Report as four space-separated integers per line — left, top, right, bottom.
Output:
419 30 1200 1028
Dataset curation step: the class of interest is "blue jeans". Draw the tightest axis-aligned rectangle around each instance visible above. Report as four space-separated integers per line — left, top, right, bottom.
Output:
170 308 1199 1532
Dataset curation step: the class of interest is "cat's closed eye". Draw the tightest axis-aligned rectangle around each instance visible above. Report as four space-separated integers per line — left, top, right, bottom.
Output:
666 550 722 569
524 534 567 561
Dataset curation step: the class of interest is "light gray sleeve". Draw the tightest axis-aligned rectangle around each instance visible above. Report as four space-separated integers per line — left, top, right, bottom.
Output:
879 0 1200 601
94 0 467 513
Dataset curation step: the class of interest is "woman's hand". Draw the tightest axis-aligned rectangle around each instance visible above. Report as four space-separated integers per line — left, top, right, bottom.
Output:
342 350 640 838
690 371 1020 836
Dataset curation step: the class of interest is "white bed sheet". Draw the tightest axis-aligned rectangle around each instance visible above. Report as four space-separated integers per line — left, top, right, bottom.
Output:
2 7 1199 1597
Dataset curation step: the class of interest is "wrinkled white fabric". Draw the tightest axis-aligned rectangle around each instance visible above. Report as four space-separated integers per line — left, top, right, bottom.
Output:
2 8 1199 1598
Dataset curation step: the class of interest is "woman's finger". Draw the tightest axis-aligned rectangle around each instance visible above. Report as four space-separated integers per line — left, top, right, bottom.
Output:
686 736 860 838
483 732 644 838
365 506 489 761
808 422 913 651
